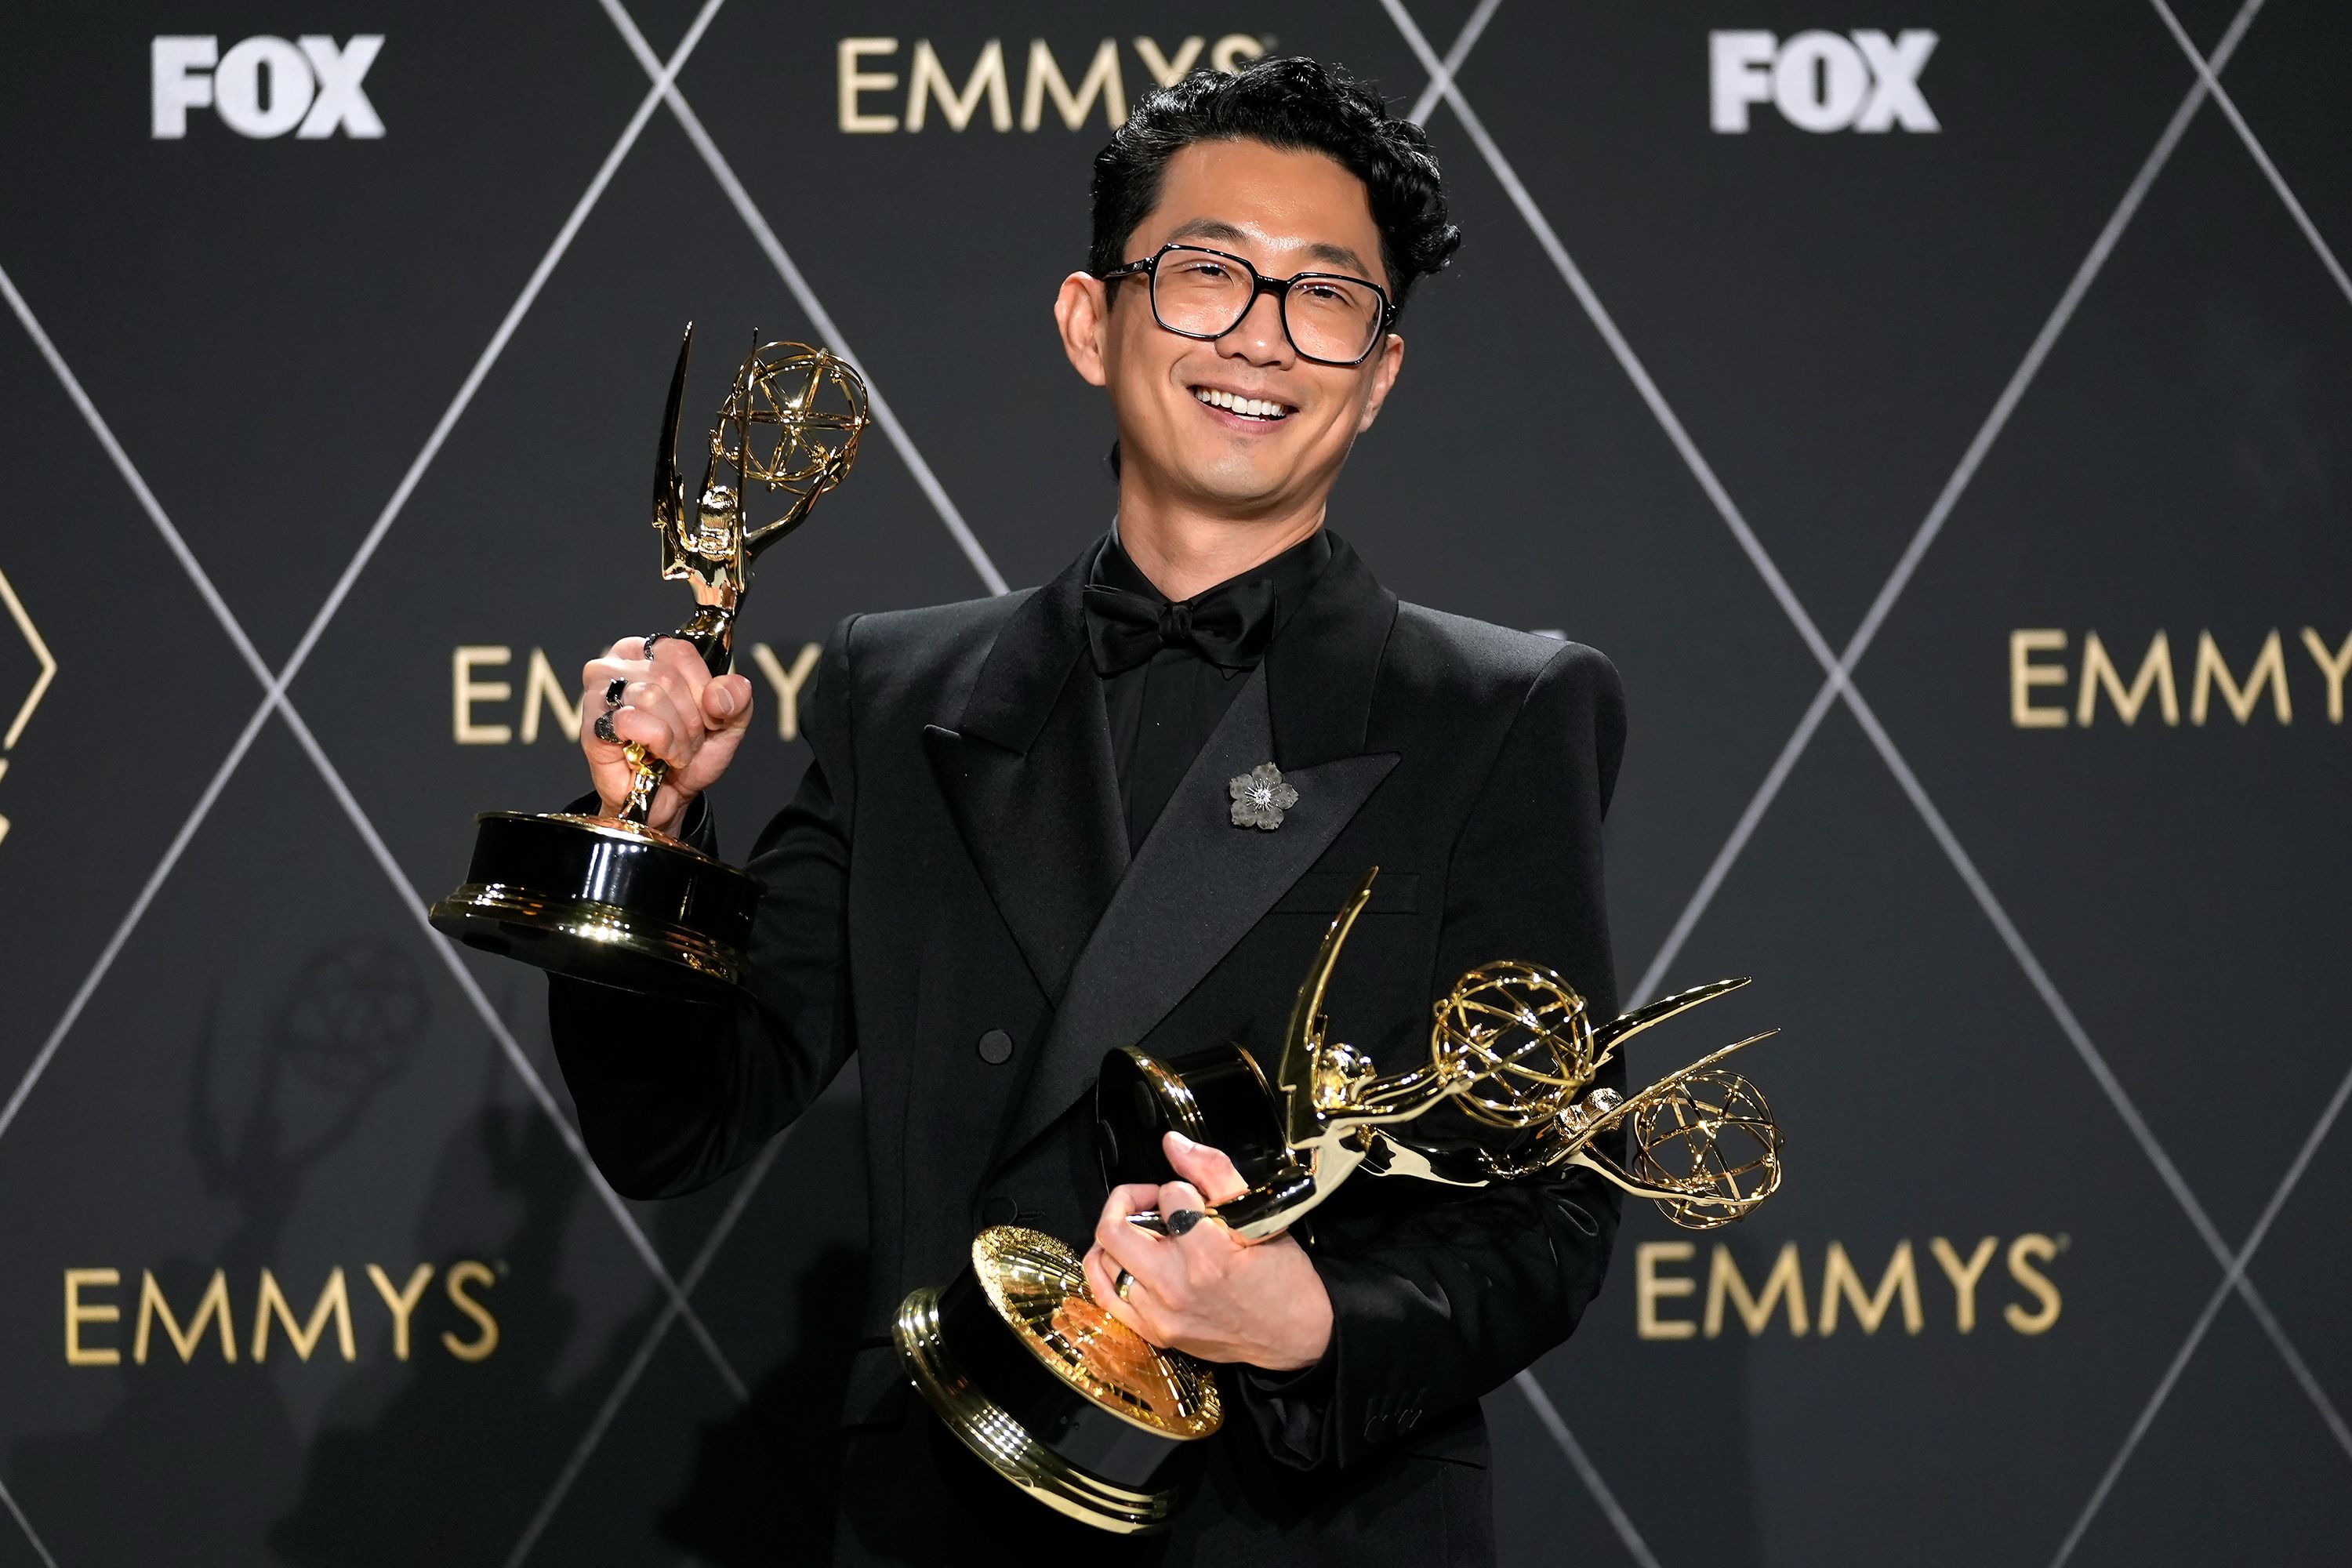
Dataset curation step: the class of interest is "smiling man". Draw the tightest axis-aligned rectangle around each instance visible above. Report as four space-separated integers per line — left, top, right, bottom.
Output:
550 56 1625 1565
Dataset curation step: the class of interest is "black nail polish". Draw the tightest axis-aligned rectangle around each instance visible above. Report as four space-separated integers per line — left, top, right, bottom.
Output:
1167 1209 1203 1237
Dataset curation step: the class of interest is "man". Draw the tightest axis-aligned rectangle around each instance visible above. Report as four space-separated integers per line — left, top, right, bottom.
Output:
554 56 1625 1565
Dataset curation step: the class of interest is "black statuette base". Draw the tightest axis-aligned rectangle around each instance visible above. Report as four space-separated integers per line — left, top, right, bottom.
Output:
428 811 758 1000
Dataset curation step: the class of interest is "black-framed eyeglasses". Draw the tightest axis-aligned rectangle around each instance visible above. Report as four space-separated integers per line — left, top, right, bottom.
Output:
1098 244 1396 368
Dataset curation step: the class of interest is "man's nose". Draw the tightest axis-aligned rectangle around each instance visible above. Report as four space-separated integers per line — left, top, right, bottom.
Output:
1218 288 1294 367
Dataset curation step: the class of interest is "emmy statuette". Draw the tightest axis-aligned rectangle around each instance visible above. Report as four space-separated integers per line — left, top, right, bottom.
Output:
430 326 869 997
895 867 1788 1533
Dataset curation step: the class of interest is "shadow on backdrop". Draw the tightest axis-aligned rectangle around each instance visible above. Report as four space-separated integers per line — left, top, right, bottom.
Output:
9 939 429 1566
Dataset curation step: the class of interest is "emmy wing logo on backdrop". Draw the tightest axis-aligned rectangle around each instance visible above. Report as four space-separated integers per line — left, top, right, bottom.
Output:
0 563 58 848
151 34 384 140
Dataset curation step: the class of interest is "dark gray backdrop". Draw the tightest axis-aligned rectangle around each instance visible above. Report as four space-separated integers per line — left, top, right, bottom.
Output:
3 2 2348 1564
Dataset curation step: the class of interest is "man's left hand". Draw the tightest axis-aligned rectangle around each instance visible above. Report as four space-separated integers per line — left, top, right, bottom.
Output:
1081 1131 1334 1372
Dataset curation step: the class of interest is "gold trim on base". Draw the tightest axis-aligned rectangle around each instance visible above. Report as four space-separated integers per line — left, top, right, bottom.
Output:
893 1287 1180 1536
971 1227 1222 1439
430 882 742 986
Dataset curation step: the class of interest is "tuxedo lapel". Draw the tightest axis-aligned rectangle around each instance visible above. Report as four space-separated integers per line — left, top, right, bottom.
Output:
924 559 1127 1004
989 535 1403 1166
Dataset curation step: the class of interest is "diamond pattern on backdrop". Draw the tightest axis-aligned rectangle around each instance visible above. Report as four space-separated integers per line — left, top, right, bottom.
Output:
2 1 2347 1563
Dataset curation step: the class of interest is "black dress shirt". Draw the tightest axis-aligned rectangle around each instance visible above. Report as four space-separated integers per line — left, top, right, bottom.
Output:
1087 527 1333 851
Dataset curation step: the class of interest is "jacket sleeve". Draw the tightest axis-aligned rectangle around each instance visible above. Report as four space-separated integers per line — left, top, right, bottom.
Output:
545 616 862 1201
1236 641 1628 1471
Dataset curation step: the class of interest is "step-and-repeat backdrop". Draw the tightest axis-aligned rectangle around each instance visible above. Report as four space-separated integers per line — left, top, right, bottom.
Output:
4 2 2347 1564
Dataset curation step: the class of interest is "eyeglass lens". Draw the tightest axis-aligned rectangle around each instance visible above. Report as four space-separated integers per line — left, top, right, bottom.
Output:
1150 249 1383 365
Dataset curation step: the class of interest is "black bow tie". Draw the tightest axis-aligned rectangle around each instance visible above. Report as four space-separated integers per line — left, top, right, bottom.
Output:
1083 576 1279 675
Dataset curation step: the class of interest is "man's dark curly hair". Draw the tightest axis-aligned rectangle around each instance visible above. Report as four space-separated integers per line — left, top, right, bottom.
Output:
1089 56 1462 314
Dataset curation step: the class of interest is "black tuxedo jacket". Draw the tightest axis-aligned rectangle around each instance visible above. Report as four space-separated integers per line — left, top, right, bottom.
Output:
548 533 1628 1566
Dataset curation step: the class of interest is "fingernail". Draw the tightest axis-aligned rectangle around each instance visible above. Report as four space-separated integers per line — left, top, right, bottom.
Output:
1167 1209 1203 1236
1166 1131 1196 1151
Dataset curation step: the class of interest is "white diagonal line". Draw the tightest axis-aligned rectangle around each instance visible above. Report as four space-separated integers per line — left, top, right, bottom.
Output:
2149 0 2352 310
1 3 752 1405
1391 7 1696 1555
1388 0 2284 1295
1388 0 2351 1530
1833 675 2343 1445
2050 1044 2352 1566
1634 673 1841 1007
0 693 276 1145
273 696 750 1403
0 1472 61 1568
0 0 719 1142
1513 1370 1664 1568
272 0 729 702
1381 0 1844 688
597 0 1011 598
1838 674 2352 1466
504 1127 793 1568
1632 0 2263 1004
1405 0 1504 126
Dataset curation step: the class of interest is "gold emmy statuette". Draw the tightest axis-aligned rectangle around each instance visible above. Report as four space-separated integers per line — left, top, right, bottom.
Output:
895 868 1786 1534
430 326 869 996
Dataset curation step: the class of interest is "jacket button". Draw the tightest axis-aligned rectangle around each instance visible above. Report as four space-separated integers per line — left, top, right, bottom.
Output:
977 1029 1014 1065
980 1195 1019 1227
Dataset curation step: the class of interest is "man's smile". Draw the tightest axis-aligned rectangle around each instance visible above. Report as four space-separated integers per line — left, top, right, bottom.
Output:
1190 383 1296 423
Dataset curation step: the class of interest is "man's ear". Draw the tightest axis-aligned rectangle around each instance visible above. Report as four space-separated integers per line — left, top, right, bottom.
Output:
1055 272 1112 388
1355 332 1406 434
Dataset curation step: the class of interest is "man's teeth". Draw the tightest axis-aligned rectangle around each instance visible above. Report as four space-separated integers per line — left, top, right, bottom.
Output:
1193 387 1289 419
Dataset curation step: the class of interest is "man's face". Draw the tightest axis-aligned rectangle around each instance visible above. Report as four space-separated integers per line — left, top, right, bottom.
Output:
1061 139 1404 520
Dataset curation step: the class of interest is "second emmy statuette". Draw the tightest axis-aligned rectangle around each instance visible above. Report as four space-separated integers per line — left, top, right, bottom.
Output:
430 325 869 996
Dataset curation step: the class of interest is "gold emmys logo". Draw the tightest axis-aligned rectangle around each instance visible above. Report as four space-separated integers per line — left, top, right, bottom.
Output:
1633 1233 2066 1341
447 641 824 746
63 1261 503 1367
2009 627 2352 728
0 564 59 848
836 34 1270 135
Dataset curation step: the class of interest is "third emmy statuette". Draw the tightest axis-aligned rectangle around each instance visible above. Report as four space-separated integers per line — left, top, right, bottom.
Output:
430 326 869 996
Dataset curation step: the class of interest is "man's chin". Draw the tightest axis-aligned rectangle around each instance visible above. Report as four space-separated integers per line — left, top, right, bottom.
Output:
1161 459 1308 517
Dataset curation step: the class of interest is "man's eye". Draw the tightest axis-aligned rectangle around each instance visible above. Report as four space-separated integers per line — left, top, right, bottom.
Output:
1174 260 1231 281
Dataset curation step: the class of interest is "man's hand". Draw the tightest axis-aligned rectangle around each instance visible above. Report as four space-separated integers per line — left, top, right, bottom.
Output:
1081 1131 1334 1372
579 637 755 836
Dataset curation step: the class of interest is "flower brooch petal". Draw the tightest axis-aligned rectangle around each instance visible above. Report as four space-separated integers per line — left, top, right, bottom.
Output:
1229 761 1299 831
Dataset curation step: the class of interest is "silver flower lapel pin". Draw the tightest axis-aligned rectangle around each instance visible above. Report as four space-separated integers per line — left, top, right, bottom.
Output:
1229 762 1299 831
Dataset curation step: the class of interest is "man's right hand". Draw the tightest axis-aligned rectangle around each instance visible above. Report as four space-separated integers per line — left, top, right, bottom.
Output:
579 636 755 837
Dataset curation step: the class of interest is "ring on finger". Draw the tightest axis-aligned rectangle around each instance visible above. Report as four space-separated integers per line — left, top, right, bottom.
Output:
603 676 626 707
593 710 622 746
641 630 673 659
1114 1269 1136 1302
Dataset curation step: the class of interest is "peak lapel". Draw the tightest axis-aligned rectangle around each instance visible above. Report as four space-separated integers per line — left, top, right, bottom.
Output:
990 539 1402 1166
924 557 1127 1004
